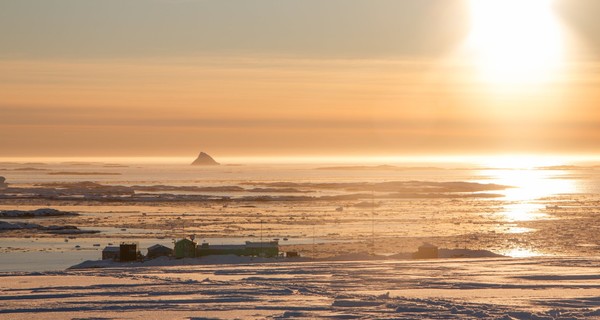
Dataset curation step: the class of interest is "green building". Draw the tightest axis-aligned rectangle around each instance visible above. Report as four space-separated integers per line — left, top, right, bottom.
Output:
196 243 246 257
244 241 279 257
174 238 197 258
196 241 279 257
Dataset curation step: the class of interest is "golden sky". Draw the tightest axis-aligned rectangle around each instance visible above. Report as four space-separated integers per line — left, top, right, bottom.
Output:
1 0 599 157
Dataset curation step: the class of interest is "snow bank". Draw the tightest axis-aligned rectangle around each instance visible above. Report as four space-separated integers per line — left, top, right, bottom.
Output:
70 255 310 269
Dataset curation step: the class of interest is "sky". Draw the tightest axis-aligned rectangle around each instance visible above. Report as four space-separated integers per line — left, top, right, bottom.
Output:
1 0 600 158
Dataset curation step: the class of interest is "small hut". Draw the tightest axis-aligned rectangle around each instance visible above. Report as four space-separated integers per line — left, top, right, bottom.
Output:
413 243 438 259
147 244 173 259
102 246 120 260
174 238 197 258
285 251 299 258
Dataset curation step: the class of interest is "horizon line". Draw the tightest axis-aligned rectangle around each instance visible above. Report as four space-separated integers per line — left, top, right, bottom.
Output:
1 154 600 167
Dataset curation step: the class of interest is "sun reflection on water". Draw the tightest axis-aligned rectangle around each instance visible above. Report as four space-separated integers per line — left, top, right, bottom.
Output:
483 169 575 201
505 226 534 234
500 203 547 222
479 168 576 222
503 247 544 258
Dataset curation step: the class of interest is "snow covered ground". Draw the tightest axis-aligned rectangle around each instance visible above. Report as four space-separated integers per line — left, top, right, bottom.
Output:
2 256 600 319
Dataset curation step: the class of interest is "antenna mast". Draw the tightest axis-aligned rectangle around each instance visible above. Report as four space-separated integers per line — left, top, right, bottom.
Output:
371 191 375 255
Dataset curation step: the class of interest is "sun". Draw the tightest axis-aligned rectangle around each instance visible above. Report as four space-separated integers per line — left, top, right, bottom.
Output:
465 0 564 87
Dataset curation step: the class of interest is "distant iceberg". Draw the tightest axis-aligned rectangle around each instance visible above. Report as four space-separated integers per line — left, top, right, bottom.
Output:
192 152 220 166
191 152 220 166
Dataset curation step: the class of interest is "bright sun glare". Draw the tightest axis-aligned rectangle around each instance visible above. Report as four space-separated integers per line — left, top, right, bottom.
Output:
467 0 564 87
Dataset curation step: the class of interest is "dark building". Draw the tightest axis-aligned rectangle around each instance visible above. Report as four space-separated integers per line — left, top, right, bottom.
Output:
146 244 173 259
120 242 138 262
